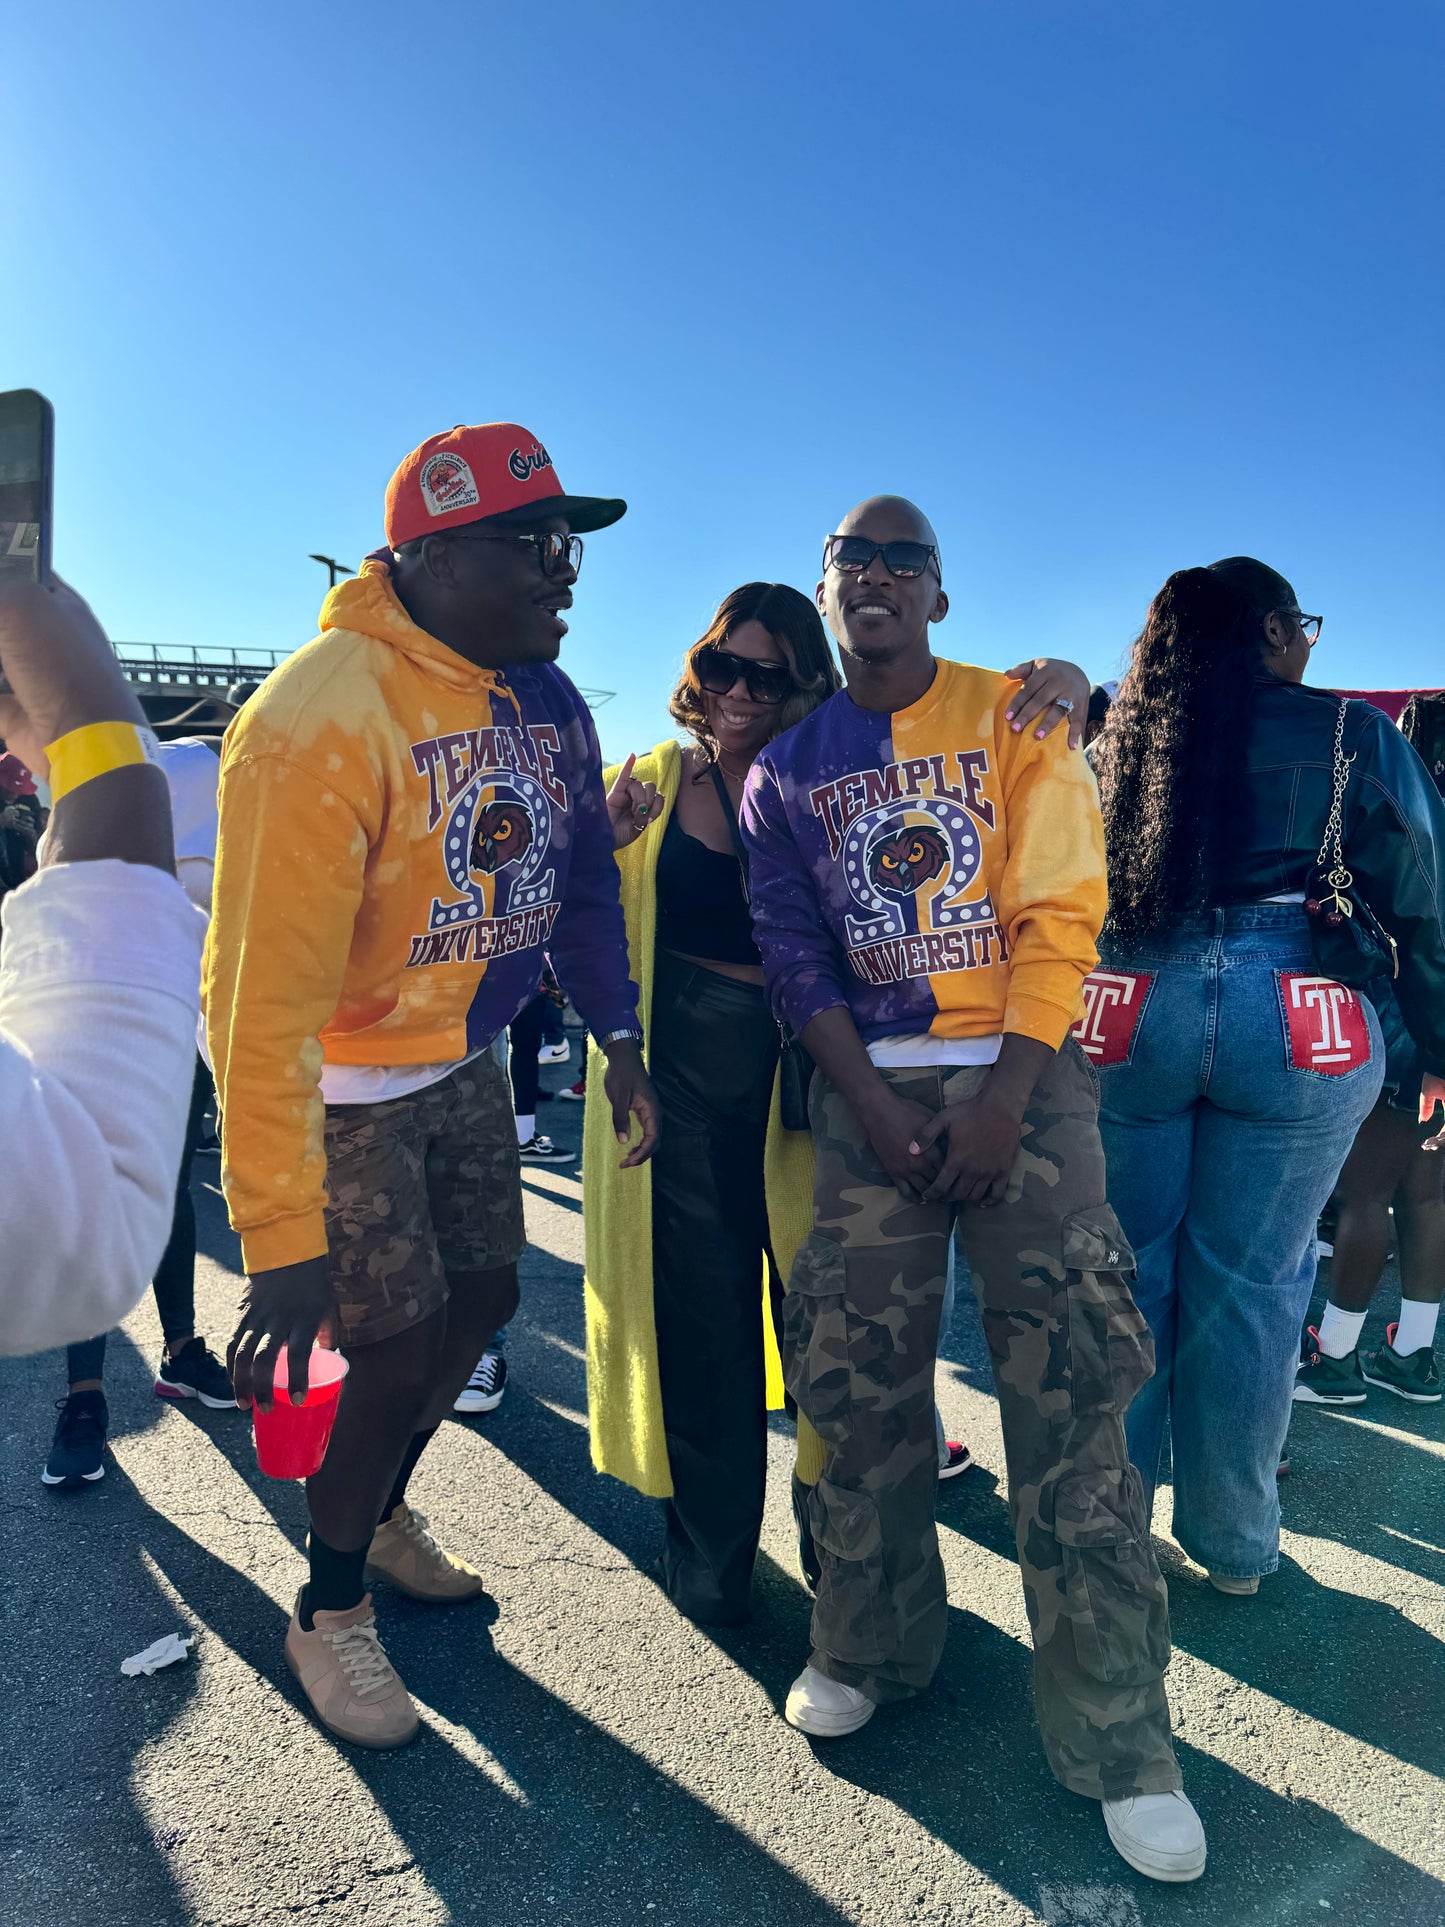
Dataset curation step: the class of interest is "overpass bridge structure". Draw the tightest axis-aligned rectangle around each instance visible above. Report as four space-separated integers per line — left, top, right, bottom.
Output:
114 644 615 736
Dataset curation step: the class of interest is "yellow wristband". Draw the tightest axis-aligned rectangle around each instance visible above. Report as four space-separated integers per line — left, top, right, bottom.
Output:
44 720 162 803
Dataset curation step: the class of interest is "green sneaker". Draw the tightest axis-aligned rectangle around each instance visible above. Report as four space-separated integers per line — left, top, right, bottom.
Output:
1292 1327 1367 1404
1361 1324 1441 1404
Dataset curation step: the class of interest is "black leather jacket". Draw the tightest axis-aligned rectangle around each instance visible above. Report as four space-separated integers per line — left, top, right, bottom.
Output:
1215 675 1445 1074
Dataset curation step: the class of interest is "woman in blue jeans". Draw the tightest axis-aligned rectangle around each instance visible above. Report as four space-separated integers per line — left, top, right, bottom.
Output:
1088 558 1445 1594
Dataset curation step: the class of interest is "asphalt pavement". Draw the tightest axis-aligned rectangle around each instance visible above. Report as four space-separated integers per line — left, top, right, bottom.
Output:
2 1049 1442 1927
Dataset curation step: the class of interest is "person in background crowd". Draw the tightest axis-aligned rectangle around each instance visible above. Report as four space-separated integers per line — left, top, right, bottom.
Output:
206 423 656 1749
40 730 238 1487
1092 559 1445 1604
456 971 577 1413
506 986 575 1165
1294 692 1445 1408
0 746 43 895
742 499 1200 1884
1084 681 1116 750
0 576 203 1359
583 578 1088 1627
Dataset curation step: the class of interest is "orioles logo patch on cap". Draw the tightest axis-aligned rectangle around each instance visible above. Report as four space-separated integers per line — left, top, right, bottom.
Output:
419 452 480 519
384 422 627 549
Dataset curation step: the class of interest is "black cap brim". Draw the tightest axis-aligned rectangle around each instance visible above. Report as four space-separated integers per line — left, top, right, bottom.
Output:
482 494 627 535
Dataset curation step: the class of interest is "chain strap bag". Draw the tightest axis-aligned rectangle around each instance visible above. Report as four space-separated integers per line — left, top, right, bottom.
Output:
1304 698 1400 987
708 763 817 1130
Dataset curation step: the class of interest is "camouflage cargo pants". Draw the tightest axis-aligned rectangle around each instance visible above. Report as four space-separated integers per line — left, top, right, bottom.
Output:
784 1042 1180 1799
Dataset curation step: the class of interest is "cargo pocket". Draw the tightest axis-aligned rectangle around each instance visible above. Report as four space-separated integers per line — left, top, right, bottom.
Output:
809 1477 892 1668
781 1235 854 1448
1054 1466 1170 1685
1063 1207 1154 1418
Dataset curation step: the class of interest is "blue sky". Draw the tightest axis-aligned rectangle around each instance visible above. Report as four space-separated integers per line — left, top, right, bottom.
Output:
5 1 1440 759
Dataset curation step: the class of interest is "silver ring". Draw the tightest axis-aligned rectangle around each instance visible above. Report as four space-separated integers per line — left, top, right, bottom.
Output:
1054 697 1075 714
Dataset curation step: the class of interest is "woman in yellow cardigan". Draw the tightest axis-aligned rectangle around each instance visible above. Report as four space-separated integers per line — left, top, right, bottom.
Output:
582 581 1093 1626
583 584 835 1624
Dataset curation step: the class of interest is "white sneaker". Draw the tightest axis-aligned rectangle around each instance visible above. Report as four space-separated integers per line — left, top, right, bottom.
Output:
454 1352 507 1414
783 1664 875 1737
1102 1790 1206 1882
537 1042 570 1064
1207 1571 1259 1596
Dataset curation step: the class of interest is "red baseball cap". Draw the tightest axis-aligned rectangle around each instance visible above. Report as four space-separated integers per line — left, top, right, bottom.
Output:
384 423 626 550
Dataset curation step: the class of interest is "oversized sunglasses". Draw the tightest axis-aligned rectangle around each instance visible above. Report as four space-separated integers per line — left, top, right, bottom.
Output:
1295 612 1323 645
694 643 793 706
823 535 940 579
447 528 583 578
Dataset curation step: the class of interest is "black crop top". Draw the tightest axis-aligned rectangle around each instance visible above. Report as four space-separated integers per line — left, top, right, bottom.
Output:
655 810 760 965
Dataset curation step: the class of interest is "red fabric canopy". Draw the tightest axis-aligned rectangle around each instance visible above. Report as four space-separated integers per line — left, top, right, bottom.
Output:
1332 688 1445 722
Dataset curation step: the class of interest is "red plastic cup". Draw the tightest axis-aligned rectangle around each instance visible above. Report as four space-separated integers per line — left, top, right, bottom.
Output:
251 1347 349 1480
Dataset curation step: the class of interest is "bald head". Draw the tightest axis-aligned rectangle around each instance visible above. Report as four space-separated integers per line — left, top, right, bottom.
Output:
834 495 940 554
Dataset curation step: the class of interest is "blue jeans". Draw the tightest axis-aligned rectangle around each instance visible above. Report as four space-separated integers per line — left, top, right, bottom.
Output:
1093 907 1383 1578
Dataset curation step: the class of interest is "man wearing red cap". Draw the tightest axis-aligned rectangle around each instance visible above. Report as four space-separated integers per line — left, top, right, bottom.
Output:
206 424 656 1747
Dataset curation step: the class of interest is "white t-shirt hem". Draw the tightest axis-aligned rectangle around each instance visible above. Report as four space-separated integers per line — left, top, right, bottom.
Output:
866 1032 1003 1068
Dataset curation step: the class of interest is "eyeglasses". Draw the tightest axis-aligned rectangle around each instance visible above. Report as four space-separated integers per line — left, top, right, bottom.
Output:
694 643 794 706
447 529 584 578
823 535 940 580
1296 613 1323 646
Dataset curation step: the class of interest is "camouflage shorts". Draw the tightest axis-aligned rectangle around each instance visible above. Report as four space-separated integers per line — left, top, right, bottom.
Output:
322 1050 525 1347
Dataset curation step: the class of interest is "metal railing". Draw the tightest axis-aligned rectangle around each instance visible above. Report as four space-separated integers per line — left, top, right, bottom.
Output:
114 641 615 709
114 643 288 688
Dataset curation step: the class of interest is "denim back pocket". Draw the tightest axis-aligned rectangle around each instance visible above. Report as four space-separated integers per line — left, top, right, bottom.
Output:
1069 969 1156 1070
1274 971 1376 1078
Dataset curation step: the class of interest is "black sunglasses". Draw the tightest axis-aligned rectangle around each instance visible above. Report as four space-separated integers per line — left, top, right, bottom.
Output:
823 534 940 580
447 529 583 578
694 643 793 706
1295 613 1323 646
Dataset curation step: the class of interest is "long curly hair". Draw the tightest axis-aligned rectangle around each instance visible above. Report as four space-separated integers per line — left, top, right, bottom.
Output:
669 582 841 761
1094 557 1299 946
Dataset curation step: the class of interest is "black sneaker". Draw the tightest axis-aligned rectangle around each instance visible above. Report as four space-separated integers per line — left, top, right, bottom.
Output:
41 1391 109 1487
1361 1324 1442 1403
519 1134 575 1164
155 1338 237 1408
453 1351 508 1414
938 1440 973 1480
1292 1326 1367 1405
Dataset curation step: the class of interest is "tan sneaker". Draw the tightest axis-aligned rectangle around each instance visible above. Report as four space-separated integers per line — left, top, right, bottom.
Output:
365 1502 487 1603
284 1592 420 1749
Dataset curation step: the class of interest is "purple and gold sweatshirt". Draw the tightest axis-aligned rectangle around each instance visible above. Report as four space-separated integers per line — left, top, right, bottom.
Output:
740 657 1106 1050
205 562 636 1273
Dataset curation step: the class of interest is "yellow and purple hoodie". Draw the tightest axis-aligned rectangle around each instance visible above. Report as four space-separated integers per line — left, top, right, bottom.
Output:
204 560 636 1274
740 657 1105 1049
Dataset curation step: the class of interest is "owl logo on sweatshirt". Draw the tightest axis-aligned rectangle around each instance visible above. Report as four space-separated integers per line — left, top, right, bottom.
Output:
867 824 950 898
470 800 535 877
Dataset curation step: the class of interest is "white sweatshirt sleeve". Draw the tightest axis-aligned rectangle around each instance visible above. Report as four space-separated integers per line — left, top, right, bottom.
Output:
0 862 205 1357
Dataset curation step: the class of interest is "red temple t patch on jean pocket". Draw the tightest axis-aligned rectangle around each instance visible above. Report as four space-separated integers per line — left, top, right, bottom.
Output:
1277 972 1374 1074
1071 970 1155 1066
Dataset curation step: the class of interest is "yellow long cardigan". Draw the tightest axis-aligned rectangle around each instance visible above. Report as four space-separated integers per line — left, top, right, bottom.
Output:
582 738 824 1497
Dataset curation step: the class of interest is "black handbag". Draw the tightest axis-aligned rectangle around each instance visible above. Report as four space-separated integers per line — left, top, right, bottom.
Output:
708 763 816 1130
1305 698 1400 988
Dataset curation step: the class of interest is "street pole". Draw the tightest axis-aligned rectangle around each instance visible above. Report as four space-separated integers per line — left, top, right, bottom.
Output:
308 554 355 588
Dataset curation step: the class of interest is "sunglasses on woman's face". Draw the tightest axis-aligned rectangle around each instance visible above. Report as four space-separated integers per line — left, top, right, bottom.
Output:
823 535 940 579
694 643 793 706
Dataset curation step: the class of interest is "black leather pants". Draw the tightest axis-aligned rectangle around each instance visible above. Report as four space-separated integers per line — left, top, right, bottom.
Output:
650 951 780 1624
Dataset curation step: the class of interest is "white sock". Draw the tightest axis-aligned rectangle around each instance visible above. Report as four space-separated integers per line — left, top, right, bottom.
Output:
1316 1303 1367 1359
1392 1300 1440 1357
515 1113 534 1145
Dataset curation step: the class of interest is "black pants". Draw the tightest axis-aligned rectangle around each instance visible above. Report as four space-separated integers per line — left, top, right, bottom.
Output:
650 952 781 1624
509 994 546 1119
68 1057 212 1382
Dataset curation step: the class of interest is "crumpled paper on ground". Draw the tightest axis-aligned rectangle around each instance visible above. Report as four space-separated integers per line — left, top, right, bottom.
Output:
121 1633 195 1677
